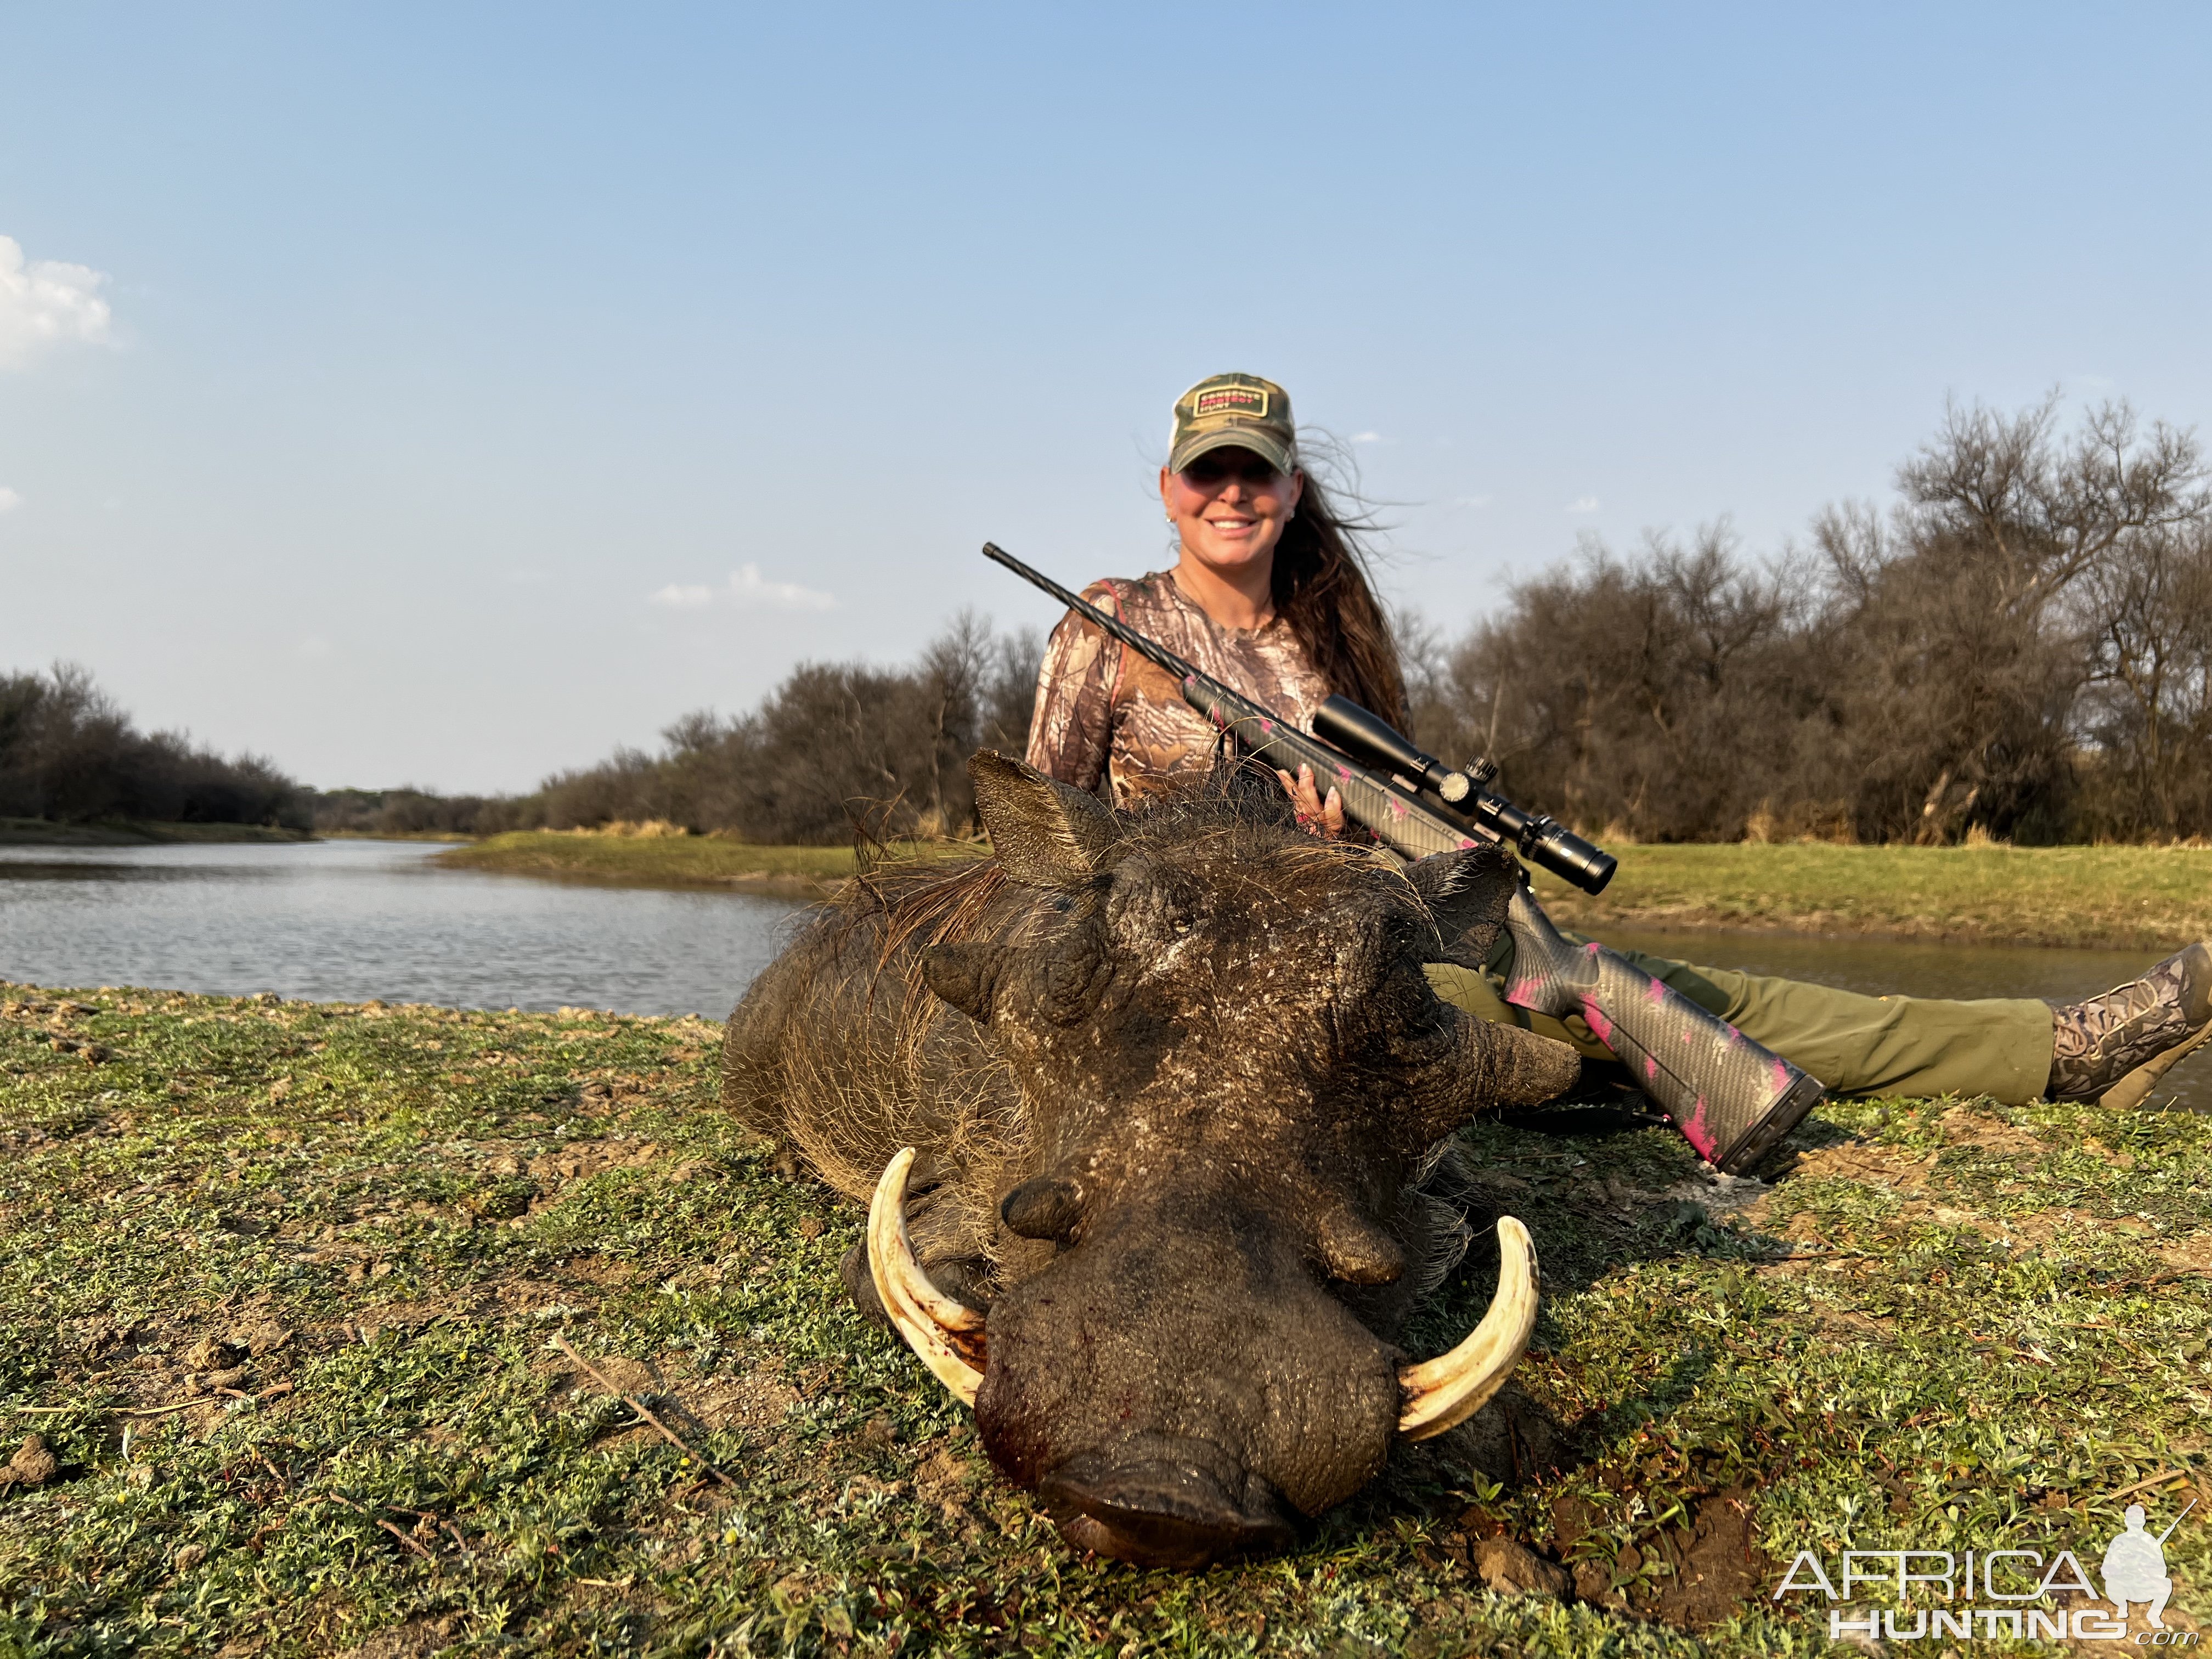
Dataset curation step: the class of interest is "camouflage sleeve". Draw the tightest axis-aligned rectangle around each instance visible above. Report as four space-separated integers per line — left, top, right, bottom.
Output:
1024 590 1122 797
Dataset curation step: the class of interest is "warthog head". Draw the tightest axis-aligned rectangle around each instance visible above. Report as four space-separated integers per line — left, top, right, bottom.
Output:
870 755 1579 1568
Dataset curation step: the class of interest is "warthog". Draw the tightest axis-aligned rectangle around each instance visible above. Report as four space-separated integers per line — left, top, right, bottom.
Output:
724 753 1579 1568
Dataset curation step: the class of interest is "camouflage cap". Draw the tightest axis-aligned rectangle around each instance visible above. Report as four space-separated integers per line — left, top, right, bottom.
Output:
1169 372 1297 477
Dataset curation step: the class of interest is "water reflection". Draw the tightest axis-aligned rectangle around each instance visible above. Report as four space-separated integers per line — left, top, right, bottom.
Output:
0 839 803 1018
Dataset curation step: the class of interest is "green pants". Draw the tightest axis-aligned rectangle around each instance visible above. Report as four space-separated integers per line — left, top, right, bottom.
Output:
1427 934 2055 1106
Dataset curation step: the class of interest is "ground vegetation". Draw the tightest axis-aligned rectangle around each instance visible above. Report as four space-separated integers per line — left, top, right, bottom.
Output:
1527 840 2212 952
2 984 2207 1652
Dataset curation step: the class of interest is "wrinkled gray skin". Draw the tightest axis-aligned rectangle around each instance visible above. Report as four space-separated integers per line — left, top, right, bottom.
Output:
724 752 1579 1568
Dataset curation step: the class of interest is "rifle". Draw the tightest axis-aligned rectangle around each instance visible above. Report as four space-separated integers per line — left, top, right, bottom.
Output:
983 541 1826 1175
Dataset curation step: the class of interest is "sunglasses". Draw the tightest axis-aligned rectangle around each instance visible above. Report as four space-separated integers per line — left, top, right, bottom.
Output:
1179 452 1284 488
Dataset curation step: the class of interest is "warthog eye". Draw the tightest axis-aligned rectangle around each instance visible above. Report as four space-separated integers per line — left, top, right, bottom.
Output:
1001 1175 1085 1242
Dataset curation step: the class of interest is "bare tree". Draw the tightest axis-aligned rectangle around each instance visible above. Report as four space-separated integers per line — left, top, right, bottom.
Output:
1425 399 2212 845
2076 521 2212 838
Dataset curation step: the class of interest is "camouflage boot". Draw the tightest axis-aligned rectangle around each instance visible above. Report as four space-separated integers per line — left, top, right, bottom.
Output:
2046 942 2212 1108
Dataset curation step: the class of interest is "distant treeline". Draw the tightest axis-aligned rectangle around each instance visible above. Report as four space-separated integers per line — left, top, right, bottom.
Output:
308 613 1041 843
1412 399 2212 844
529 614 1040 843
21 398 2208 848
0 665 308 829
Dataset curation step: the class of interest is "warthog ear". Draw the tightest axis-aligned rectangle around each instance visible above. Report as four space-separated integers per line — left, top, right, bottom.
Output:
1404 1014 1581 1146
922 941 997 1022
1405 844 1520 966
968 751 1120 888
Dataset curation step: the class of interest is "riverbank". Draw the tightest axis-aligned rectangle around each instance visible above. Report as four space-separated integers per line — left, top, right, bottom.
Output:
0 817 313 847
1532 840 2212 951
437 832 2212 950
3 984 2205 1651
434 830 980 895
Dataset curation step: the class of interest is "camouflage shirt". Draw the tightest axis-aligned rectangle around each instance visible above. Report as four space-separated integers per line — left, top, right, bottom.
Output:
1025 570 1334 804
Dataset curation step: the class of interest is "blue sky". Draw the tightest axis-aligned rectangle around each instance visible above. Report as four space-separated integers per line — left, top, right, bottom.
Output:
2 4 2207 792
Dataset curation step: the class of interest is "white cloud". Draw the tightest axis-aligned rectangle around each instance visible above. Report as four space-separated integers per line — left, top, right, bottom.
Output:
297 635 334 660
0 235 115 369
1450 494 1492 509
650 582 716 608
0 487 20 515
1565 496 1601 515
730 563 835 609
1350 431 1386 445
650 563 836 612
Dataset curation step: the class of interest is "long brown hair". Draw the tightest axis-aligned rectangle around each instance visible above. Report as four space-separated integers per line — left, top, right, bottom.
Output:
1272 468 1408 728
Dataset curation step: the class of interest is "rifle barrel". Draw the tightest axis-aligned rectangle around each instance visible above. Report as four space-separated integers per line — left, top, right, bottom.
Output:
981 542 1206 688
981 540 1617 894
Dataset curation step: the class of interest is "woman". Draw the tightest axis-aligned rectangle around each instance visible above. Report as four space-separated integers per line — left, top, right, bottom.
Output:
1026 372 2212 1116
1024 371 1381 831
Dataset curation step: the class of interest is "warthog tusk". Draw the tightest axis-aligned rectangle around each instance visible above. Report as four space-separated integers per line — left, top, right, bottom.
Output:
867 1147 988 1406
1396 1216 1539 1440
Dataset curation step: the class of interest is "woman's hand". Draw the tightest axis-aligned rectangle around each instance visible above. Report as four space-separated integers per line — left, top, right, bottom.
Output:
1276 763 1346 838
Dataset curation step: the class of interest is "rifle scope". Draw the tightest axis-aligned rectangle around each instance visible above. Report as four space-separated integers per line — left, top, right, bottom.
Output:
1313 696 1618 895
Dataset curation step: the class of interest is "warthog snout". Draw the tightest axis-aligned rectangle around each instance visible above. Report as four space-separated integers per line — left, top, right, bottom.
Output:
1039 1433 1300 1569
964 1182 1409 1566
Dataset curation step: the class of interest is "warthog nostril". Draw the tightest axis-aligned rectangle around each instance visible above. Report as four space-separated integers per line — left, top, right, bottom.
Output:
1039 1440 1300 1569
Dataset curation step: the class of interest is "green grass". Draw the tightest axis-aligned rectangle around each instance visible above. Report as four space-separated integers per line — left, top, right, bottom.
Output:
0 820 311 847
4 985 2210 1655
1533 840 2212 951
319 831 475 845
435 834 978 895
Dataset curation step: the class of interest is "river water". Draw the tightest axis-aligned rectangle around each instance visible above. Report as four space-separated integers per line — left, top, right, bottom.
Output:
2 839 2204 1109
0 839 802 1019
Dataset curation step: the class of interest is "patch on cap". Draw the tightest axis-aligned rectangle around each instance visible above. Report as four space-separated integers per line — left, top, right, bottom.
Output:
1193 385 1268 420
1170 371 1296 474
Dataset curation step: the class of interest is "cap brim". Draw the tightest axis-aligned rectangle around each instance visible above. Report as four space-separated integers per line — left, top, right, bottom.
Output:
1169 426 1297 477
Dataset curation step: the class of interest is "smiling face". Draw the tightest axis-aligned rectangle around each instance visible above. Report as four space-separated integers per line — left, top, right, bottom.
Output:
1159 446 1306 591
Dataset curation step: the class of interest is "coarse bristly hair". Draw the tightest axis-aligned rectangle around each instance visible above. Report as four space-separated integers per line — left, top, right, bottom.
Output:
835 756 1311 962
731 760 1486 1289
